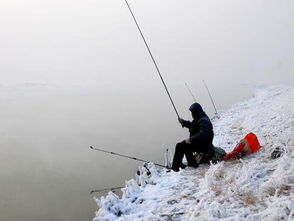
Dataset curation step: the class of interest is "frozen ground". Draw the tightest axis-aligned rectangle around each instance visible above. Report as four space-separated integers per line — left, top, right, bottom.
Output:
93 85 294 221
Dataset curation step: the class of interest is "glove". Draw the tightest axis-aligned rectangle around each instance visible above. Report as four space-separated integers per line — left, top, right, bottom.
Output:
185 139 192 144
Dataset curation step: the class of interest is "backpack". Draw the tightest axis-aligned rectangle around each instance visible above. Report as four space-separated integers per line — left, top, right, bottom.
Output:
193 146 226 164
212 146 227 162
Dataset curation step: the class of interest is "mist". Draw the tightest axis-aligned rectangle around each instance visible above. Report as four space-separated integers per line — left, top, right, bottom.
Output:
0 0 293 220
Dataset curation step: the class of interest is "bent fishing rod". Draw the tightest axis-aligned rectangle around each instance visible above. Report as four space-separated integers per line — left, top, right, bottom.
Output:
90 146 165 168
124 0 180 120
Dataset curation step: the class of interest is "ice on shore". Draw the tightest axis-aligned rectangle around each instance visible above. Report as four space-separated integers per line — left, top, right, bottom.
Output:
94 85 294 221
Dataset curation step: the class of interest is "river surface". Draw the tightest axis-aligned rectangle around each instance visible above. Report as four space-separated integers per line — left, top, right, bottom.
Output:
1 79 294 220
0 82 256 221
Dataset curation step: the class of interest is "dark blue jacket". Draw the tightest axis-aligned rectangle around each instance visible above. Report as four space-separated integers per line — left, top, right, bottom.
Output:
182 113 214 152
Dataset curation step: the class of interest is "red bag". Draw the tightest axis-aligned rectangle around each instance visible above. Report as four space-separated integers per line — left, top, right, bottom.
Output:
244 132 261 153
224 132 261 160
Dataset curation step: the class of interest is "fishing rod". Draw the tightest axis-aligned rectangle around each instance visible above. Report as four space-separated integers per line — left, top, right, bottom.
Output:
123 0 180 120
90 165 154 195
203 80 218 116
185 83 197 102
90 146 166 168
90 186 123 195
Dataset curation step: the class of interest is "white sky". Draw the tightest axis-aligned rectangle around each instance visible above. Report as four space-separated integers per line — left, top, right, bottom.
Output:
0 0 293 86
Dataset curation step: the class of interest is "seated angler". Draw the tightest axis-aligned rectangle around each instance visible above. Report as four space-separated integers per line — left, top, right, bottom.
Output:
172 103 214 172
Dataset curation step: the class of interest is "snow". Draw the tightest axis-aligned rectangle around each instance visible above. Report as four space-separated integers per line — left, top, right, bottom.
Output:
93 85 294 221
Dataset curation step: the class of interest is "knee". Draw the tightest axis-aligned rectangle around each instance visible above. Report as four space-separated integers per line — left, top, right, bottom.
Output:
175 142 182 151
176 142 188 151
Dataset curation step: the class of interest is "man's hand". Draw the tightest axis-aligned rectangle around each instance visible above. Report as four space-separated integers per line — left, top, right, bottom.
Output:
185 139 192 144
178 118 185 127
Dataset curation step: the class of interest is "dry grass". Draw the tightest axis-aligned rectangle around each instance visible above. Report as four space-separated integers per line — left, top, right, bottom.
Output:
215 169 225 179
264 187 276 196
263 184 293 197
225 177 235 185
211 185 223 196
277 184 292 196
243 191 258 205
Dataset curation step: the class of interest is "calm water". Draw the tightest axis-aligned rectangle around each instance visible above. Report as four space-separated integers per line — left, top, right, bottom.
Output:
0 82 254 221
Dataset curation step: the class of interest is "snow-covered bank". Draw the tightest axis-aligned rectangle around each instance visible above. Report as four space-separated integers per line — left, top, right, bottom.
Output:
94 85 294 221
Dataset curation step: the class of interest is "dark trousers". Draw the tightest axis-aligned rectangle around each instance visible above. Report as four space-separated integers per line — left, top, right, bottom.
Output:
172 141 198 171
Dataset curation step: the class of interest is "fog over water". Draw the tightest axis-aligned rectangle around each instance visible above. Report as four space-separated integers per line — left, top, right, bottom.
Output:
0 0 293 220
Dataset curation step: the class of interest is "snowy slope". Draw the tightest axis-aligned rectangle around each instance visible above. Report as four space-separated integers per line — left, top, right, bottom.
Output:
93 85 294 221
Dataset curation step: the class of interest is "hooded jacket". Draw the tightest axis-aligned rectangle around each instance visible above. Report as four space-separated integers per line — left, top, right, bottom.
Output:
181 112 214 152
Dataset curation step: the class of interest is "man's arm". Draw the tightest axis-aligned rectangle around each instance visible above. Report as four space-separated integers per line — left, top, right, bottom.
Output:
178 118 192 128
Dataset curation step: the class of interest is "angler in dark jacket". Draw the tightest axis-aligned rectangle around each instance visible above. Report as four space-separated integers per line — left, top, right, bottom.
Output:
171 102 214 171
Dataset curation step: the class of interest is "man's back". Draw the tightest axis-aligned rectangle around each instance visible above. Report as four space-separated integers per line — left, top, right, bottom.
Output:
189 113 214 147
